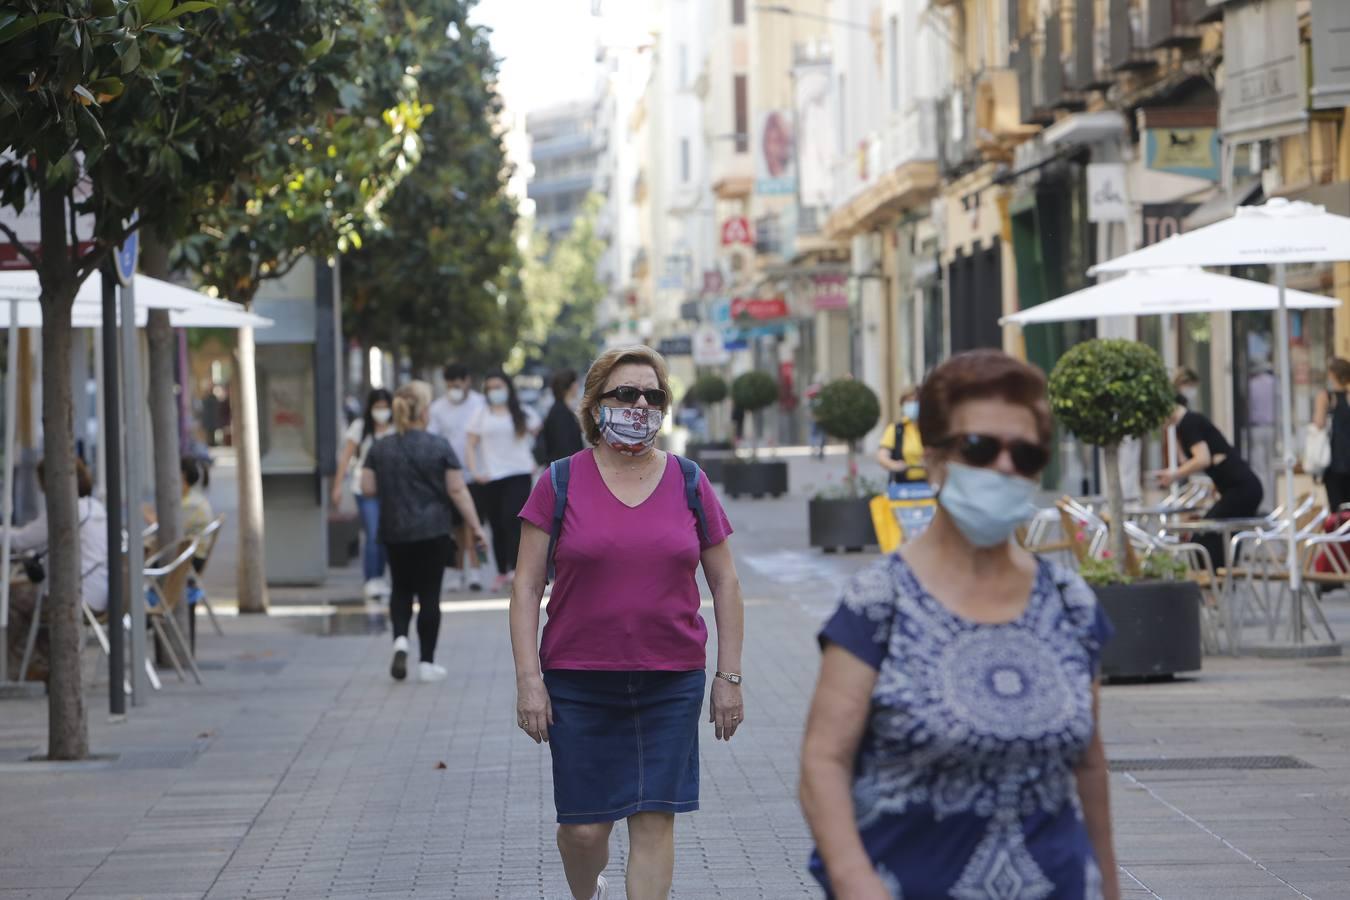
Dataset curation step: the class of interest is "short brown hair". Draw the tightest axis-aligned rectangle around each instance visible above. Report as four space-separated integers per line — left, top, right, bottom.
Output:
917 350 1052 447
580 346 672 445
36 456 94 498
1330 358 1350 387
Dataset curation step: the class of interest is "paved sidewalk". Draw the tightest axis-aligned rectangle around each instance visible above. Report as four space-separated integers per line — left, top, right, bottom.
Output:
2 456 1350 898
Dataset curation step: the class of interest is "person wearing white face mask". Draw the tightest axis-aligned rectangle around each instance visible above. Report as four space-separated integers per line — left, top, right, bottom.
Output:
429 362 488 588
332 388 395 602
509 346 744 900
801 350 1120 900
465 370 541 593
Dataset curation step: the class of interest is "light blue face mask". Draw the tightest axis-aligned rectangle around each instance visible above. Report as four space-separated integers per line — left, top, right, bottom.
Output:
901 400 919 421
938 462 1038 548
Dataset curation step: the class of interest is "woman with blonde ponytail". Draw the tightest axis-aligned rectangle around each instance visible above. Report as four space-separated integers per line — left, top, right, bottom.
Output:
362 381 488 683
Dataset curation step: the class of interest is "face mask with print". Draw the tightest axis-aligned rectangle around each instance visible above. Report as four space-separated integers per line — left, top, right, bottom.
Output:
371 408 392 425
901 400 919 422
447 387 467 404
487 388 509 406
598 406 663 455
938 462 1037 548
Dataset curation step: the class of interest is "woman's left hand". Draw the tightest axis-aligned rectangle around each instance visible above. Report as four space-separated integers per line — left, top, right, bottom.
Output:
710 677 744 741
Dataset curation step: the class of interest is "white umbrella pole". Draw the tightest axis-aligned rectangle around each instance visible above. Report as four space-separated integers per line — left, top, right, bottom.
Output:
120 278 148 702
1274 262 1303 643
0 301 18 683
1162 313 1180 498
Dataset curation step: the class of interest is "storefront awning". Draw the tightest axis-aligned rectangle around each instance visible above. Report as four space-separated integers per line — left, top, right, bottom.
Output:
1182 177 1262 231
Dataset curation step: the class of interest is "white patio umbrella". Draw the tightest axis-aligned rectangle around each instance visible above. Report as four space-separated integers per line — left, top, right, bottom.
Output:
1089 198 1350 647
1000 268 1340 326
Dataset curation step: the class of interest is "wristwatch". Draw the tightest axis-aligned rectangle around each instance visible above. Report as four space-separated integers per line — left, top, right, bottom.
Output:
715 671 742 685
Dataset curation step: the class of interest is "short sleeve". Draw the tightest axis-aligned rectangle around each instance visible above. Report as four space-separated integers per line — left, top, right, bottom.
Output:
1176 413 1203 456
818 562 898 671
519 467 555 532
344 418 364 446
695 471 733 550
1086 603 1115 674
440 435 461 471
1050 564 1115 675
878 422 897 450
467 407 485 436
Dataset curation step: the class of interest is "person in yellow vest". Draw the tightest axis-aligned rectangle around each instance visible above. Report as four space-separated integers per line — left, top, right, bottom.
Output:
877 387 927 498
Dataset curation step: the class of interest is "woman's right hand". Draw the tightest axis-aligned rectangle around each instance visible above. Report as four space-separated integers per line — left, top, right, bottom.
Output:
329 485 344 509
516 673 553 744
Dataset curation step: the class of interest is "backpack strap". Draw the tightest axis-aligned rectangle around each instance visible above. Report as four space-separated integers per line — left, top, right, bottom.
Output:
676 454 710 547
545 457 572 581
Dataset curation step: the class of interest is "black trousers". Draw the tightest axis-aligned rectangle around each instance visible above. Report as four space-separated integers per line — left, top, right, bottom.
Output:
479 474 532 575
385 535 450 663
1199 475 1263 568
1325 471 1350 514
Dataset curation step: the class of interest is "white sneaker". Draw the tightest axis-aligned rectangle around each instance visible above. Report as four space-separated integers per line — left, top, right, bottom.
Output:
593 874 608 899
418 662 448 683
363 578 383 600
373 577 392 598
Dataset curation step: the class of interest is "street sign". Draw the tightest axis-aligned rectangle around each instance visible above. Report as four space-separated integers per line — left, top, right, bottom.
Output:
731 296 789 320
693 326 729 365
720 217 753 247
114 214 139 287
657 335 693 357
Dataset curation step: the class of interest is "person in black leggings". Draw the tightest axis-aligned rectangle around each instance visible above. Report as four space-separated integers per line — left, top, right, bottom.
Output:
1157 393 1263 567
363 381 487 683
1313 358 1350 513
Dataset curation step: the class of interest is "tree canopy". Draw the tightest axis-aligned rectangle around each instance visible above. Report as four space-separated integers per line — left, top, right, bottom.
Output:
1048 339 1174 449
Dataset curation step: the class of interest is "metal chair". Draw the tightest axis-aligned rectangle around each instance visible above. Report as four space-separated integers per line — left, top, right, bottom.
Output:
186 514 226 637
143 537 204 685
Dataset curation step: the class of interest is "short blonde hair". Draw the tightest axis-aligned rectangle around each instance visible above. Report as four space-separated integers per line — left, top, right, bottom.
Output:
392 380 433 434
580 346 672 445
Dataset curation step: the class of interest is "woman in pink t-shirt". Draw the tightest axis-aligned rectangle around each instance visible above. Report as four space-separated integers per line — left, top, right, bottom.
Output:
510 346 746 900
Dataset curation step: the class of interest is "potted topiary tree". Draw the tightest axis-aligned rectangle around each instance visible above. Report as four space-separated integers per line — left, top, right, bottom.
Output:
723 370 789 498
1048 338 1203 679
808 379 882 551
683 373 732 482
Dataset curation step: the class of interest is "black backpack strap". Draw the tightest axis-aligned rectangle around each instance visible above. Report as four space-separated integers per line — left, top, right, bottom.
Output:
546 457 571 582
676 455 709 547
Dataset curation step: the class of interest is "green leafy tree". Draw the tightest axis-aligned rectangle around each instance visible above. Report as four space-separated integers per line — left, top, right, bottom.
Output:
731 370 779 459
1048 339 1174 572
168 1 426 613
1 0 215 761
519 193 606 373
814 379 881 497
342 0 522 376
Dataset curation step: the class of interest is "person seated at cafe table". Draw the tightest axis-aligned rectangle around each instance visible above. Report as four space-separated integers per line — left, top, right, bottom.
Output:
2 458 108 681
1154 373 1262 567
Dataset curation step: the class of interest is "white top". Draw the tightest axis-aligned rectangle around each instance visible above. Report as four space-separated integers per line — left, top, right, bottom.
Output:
3 496 109 613
428 390 486 466
468 405 541 482
343 418 393 495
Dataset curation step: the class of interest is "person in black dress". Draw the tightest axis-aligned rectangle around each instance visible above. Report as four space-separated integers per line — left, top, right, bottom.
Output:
534 369 585 466
1156 392 1263 566
1313 357 1350 513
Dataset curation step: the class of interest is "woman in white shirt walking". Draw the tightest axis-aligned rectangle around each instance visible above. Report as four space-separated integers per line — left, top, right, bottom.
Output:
466 371 540 592
332 389 395 601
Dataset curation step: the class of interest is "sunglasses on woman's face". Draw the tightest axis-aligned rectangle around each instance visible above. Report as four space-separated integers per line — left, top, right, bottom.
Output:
600 386 668 407
937 433 1050 478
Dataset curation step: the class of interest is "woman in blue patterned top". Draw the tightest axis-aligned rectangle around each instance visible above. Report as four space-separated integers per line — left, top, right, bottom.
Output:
800 350 1118 900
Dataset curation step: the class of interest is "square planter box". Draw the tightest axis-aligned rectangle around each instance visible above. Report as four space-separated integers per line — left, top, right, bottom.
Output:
1093 580 1203 680
722 460 788 499
808 497 877 552
327 515 360 567
686 442 734 484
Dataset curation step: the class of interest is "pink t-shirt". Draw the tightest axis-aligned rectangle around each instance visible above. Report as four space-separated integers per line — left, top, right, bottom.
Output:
519 449 733 671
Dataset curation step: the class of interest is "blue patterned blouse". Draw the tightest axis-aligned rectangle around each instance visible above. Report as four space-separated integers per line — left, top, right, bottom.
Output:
810 554 1114 900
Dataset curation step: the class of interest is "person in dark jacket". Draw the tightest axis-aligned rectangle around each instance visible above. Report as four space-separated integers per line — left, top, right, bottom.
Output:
1313 357 1350 512
534 369 585 466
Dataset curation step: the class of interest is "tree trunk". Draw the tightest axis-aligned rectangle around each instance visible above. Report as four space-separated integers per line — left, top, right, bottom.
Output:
846 441 858 498
234 321 269 614
141 236 187 647
38 185 88 760
1102 442 1129 575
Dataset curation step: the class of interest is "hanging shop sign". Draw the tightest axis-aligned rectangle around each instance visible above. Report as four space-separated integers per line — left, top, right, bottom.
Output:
731 296 789 321
811 273 849 311
720 217 753 247
1086 163 1128 223
693 326 730 365
1220 0 1306 145
657 335 693 357
755 109 797 196
1144 128 1220 181
1140 203 1200 248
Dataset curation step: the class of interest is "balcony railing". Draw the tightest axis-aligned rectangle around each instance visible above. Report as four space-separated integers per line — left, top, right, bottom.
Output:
1098 0 1155 74
829 100 938 212
938 85 977 177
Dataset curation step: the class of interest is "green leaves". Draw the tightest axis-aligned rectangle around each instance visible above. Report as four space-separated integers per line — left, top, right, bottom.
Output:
732 371 781 414
815 379 881 442
1048 338 1174 449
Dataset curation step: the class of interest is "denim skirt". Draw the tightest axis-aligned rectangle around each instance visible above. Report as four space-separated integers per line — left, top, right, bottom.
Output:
544 669 705 824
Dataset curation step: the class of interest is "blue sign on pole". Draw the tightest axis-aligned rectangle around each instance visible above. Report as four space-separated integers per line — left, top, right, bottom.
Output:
114 214 139 287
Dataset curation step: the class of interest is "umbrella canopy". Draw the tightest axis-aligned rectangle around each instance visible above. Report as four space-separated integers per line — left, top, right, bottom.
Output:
0 270 266 329
1091 198 1350 274
0 270 237 311
1001 268 1339 326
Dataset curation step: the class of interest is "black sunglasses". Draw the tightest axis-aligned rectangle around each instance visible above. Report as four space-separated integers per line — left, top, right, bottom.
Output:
937 433 1050 478
600 386 668 407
